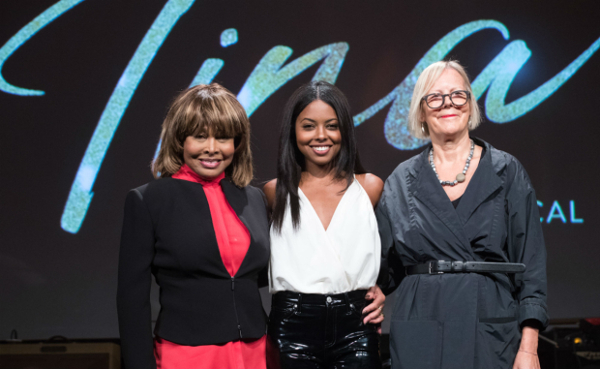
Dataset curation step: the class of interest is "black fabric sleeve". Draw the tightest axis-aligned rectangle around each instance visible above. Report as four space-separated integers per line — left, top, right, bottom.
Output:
257 265 269 288
521 319 544 331
116 188 157 369
376 195 405 295
506 161 549 330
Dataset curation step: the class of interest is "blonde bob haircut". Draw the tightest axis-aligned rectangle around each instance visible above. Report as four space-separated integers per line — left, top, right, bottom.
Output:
152 83 253 187
408 60 481 139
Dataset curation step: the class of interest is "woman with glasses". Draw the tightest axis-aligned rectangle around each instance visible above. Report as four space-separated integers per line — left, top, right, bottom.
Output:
377 61 547 369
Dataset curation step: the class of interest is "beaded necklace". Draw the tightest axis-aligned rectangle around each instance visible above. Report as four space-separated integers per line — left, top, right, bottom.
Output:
429 139 474 186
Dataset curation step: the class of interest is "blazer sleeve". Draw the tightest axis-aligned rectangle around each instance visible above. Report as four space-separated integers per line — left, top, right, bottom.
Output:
506 161 549 329
256 187 271 288
116 188 157 369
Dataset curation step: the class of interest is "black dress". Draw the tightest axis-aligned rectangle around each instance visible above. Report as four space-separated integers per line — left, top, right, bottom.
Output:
376 138 547 369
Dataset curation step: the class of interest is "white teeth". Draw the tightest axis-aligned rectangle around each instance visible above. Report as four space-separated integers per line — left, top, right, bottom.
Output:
314 146 329 152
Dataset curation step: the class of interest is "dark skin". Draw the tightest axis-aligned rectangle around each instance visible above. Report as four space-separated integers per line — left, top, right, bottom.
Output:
264 174 383 230
264 99 386 329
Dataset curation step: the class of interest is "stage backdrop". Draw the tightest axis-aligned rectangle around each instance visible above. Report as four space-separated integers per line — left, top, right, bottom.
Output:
1 0 599 339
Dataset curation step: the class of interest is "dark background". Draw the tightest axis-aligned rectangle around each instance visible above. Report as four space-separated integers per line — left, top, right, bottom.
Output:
1 0 599 339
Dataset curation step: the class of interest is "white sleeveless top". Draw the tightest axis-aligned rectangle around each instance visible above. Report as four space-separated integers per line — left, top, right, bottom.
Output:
268 179 381 294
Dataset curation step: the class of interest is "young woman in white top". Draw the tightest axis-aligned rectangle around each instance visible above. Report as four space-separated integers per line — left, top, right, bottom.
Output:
263 81 385 368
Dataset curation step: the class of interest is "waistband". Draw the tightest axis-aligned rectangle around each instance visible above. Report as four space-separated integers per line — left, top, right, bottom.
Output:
273 290 368 305
406 260 526 275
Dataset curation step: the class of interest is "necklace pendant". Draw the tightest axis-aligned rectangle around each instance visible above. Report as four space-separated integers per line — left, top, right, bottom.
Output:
430 139 474 187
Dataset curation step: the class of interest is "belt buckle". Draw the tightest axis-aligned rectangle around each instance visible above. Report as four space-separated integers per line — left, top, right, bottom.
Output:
429 261 443 275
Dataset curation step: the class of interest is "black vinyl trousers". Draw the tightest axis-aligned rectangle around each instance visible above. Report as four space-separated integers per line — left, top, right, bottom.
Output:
267 290 382 369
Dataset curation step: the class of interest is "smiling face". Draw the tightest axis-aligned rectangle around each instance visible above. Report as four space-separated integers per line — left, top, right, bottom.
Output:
295 99 342 169
183 129 235 179
421 68 470 139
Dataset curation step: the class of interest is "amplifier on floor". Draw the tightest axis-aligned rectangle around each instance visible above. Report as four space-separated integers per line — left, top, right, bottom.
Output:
539 318 600 369
0 338 120 369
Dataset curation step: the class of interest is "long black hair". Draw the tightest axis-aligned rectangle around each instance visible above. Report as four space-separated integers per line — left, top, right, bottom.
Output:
271 81 365 232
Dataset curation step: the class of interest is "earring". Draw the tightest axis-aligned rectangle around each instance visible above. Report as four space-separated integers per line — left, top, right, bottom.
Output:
421 122 426 134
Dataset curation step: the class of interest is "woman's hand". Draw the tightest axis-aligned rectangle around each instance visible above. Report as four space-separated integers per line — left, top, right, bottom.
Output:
513 326 540 369
363 285 385 332
513 351 540 369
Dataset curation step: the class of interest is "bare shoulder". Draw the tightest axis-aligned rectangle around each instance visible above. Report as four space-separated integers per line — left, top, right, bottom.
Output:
355 173 384 208
262 179 277 210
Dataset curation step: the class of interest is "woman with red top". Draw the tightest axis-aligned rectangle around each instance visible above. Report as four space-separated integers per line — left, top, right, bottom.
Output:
117 83 270 369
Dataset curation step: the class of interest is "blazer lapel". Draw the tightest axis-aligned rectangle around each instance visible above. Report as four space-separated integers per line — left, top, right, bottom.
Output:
179 181 230 276
220 179 246 215
411 148 473 252
455 138 504 225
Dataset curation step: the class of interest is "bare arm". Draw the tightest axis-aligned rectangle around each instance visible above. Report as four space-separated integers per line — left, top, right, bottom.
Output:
262 179 277 211
355 173 384 208
356 173 386 332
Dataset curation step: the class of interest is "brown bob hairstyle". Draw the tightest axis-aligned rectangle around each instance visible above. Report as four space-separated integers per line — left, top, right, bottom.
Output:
152 83 253 187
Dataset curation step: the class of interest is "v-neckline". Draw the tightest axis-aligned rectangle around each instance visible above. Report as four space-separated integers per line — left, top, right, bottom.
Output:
206 179 252 278
442 145 485 213
298 181 353 232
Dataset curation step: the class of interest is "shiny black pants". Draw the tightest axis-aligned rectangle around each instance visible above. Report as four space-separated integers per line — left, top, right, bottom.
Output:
267 290 381 369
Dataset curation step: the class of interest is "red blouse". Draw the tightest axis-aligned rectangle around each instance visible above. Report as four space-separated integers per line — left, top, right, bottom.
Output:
153 164 266 369
173 164 251 276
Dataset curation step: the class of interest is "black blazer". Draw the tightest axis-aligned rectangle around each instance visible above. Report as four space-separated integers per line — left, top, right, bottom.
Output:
116 177 270 369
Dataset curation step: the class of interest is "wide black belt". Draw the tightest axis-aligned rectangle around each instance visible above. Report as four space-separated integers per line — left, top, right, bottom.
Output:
405 260 526 275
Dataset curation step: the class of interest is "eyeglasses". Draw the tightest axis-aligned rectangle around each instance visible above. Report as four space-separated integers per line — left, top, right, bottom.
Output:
421 90 470 109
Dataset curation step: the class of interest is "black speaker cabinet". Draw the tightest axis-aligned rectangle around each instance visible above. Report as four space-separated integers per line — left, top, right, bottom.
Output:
0 340 120 369
539 319 600 369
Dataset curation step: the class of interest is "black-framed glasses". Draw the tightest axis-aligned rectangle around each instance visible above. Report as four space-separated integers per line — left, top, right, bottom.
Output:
421 90 470 109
